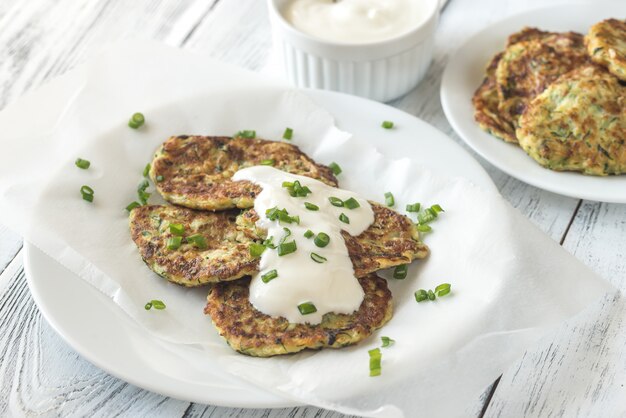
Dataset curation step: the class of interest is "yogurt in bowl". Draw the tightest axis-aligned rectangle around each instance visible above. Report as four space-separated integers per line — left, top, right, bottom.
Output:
267 0 440 102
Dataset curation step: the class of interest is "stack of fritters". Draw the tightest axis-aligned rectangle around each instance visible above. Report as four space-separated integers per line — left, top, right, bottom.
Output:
473 20 626 176
129 135 429 356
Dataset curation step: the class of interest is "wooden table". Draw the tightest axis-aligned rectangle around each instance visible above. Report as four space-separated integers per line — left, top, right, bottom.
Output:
1 0 624 416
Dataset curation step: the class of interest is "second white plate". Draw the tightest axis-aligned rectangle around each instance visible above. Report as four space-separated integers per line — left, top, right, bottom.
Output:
441 3 626 203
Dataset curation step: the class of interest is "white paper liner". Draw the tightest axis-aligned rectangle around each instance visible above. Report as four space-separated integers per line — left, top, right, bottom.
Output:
0 42 613 417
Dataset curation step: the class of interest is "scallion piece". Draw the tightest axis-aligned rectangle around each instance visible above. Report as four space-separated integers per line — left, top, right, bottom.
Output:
414 289 428 302
156 175 164 182
393 265 408 280
187 234 208 250
75 158 91 169
435 283 452 297
304 202 319 211
329 197 343 207
428 289 436 301
314 232 330 248
416 224 432 232
260 159 275 166
167 236 182 250
384 192 394 207
343 197 360 209
125 201 141 212
431 204 444 214
406 203 421 212
128 112 145 129
261 269 278 283
310 252 327 263
80 185 94 202
417 209 437 225
234 130 256 139
82 193 94 202
277 241 297 256
304 230 314 239
339 213 350 224
144 302 152 310
143 163 151 177
169 223 185 236
329 162 342 176
266 207 299 224
283 127 293 140
249 243 266 257
263 236 277 249
151 300 166 310
279 227 292 245
369 348 382 376
298 302 317 315
381 336 395 347
137 179 150 205
382 120 394 129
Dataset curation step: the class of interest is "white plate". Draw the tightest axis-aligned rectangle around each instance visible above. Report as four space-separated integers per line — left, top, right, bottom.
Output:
440 3 626 203
24 89 496 408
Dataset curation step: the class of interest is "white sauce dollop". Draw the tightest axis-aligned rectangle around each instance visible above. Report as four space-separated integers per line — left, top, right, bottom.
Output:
283 0 422 44
233 166 374 324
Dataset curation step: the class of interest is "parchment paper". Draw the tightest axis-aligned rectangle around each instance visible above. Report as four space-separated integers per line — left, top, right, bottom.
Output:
0 42 613 417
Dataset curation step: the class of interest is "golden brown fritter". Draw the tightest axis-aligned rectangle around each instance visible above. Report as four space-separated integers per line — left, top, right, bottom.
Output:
472 27 554 143
205 274 393 357
150 135 338 211
130 203 428 286
129 205 258 286
587 18 626 81
517 64 626 175
495 32 588 127
237 202 429 277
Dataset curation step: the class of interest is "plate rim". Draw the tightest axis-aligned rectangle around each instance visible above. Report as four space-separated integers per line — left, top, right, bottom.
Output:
440 2 626 203
25 87 496 408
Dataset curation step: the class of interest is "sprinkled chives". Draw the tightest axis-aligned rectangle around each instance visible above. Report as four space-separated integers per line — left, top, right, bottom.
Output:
277 241 297 256
249 243 266 257
329 162 342 176
260 159 275 166
298 302 317 315
314 232 330 248
310 253 327 263
187 234 208 250
415 283 452 303
393 265 408 280
80 185 94 202
156 175 164 182
339 213 350 224
406 203 421 212
304 202 319 211
75 158 91 169
143 163 151 177
261 269 278 283
125 201 140 212
343 197 360 209
304 230 314 239
128 112 145 129
234 130 256 139
167 236 182 250
369 348 382 376
329 197 343 207
283 127 293 140
145 300 166 310
382 121 394 129
384 192 394 207
381 336 395 347
169 223 185 236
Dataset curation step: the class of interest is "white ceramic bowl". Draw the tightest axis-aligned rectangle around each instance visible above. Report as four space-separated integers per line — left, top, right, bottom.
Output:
267 0 440 102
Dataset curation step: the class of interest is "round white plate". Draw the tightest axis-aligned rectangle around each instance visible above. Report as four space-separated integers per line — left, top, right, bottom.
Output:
25 89 496 408
441 3 626 203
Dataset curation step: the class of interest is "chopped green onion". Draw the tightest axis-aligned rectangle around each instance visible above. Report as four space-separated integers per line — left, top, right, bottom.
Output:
279 227 292 244
329 162 342 176
304 202 319 211
414 289 428 302
381 336 395 347
234 130 256 139
435 283 452 297
80 185 94 202
314 232 330 248
187 234 208 250
142 163 151 177
125 201 141 212
266 207 300 224
329 197 344 207
169 223 185 236
137 179 150 205
156 175 164 182
298 302 317 315
144 302 152 310
431 204 444 214
310 253 327 263
406 203 421 212
128 112 145 129
304 230 314 239
382 121 394 129
393 265 408 280
261 269 278 283
249 243 266 257
417 209 436 225
416 224 432 232
283 180 311 197
167 236 182 250
263 236 277 249
384 192 394 207
151 300 166 310
369 348 382 376
428 290 436 301
75 158 91 169
277 241 297 256
343 197 360 209
260 159 275 166
283 127 293 140
339 213 350 224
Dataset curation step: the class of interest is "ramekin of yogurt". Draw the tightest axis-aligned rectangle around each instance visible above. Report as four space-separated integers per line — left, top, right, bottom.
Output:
267 0 441 102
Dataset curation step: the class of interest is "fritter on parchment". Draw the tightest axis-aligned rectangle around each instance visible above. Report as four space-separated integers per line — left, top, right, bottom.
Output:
129 203 428 286
587 18 626 81
150 135 338 211
205 274 393 357
517 64 626 175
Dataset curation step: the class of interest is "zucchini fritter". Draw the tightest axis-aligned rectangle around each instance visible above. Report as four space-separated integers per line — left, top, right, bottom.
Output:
205 274 393 357
150 135 338 211
517 65 626 175
587 18 626 81
495 32 588 127
130 203 428 286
